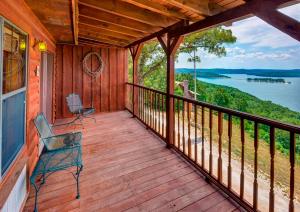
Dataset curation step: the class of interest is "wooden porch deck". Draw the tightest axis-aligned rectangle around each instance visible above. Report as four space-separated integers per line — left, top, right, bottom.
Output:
24 111 240 212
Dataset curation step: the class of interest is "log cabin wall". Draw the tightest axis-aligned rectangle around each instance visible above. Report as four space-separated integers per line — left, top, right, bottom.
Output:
0 0 56 208
55 45 128 119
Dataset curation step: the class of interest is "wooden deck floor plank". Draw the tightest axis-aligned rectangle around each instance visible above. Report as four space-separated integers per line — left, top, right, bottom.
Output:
126 178 209 211
101 174 205 212
179 190 229 212
155 184 216 212
24 111 238 212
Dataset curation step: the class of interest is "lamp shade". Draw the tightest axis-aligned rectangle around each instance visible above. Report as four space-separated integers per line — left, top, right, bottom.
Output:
38 41 47 52
19 40 26 51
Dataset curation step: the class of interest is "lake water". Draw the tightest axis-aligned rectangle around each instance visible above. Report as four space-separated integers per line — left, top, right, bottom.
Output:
198 74 300 113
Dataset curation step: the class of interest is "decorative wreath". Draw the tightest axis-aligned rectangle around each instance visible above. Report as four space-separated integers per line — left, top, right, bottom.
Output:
83 52 104 78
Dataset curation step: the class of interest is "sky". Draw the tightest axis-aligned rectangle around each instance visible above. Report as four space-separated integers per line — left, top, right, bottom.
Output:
176 3 300 70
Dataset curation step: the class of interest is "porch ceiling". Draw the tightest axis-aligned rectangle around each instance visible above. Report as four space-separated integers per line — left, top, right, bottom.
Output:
25 0 246 47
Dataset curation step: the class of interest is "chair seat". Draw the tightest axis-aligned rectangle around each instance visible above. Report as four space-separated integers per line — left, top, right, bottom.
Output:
82 108 95 116
30 146 82 183
43 132 82 151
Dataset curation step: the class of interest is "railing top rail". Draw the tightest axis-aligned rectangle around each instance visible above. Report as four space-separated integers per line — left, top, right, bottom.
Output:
127 82 300 133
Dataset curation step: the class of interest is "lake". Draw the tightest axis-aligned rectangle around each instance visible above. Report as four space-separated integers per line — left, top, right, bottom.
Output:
198 74 300 113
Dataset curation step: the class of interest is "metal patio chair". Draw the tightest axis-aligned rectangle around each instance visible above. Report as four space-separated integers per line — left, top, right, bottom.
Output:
31 113 83 212
65 93 96 126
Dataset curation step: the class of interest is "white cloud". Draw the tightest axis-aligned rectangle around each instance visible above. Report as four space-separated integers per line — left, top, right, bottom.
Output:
225 11 300 49
223 47 295 61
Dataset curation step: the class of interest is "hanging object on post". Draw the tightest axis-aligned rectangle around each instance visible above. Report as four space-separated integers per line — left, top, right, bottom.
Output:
82 51 104 78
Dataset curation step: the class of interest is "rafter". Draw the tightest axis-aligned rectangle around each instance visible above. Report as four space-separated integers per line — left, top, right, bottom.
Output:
71 0 79 45
170 0 298 37
253 1 300 42
166 0 211 16
79 23 138 40
120 0 199 21
79 32 131 46
79 0 177 27
79 4 161 33
79 15 146 38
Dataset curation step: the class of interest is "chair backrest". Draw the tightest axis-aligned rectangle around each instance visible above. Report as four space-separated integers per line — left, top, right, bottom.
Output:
34 113 54 139
66 93 83 113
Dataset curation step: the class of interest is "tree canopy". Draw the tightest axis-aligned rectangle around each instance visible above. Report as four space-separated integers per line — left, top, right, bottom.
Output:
129 26 236 91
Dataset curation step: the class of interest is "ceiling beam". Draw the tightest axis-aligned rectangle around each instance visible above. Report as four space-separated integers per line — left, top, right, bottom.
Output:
253 1 300 42
79 0 177 27
127 20 189 48
71 0 79 45
79 23 138 40
170 0 298 37
120 0 200 21
79 15 146 38
127 0 297 47
79 4 161 33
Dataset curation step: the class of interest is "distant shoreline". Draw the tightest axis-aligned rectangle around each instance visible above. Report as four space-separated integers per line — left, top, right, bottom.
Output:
176 68 300 78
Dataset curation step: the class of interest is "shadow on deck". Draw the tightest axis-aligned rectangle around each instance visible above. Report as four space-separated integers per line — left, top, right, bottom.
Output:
24 111 241 211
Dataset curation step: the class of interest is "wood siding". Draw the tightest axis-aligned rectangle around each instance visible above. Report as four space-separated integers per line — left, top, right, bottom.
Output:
54 45 128 119
0 0 55 208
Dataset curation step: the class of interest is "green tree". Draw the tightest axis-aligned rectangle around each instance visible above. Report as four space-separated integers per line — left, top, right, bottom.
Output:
130 27 236 92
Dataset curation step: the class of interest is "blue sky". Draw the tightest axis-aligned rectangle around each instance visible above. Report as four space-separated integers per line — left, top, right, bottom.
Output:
176 4 300 70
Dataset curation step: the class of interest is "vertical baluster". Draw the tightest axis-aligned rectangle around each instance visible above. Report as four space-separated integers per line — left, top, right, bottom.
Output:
150 91 153 128
209 108 213 174
240 118 245 199
182 100 186 154
201 106 205 168
172 97 175 146
143 88 146 123
188 103 191 157
162 95 165 137
177 99 180 148
289 132 295 212
155 93 157 132
158 94 161 135
218 112 223 181
228 115 232 189
147 90 150 126
145 90 148 125
139 88 141 118
269 126 275 212
152 92 154 129
194 105 198 163
253 122 259 210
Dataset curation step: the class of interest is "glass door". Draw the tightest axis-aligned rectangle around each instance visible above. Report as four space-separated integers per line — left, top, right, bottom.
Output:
0 18 27 176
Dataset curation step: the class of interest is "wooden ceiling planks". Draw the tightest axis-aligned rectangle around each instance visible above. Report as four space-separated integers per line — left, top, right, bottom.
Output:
25 0 73 43
25 0 247 47
79 0 178 27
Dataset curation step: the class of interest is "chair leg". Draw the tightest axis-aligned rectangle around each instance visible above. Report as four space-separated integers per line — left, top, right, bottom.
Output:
32 183 39 212
75 165 83 199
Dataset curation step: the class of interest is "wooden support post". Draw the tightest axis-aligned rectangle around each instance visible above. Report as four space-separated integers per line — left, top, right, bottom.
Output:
129 43 143 117
158 33 183 148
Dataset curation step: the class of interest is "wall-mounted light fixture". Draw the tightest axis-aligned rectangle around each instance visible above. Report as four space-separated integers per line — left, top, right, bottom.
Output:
19 40 26 51
33 39 47 52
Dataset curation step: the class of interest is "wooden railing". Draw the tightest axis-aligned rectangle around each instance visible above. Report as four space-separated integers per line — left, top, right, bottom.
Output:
126 82 300 212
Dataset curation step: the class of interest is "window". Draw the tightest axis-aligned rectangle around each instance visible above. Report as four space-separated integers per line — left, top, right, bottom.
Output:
2 22 26 94
0 18 27 176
